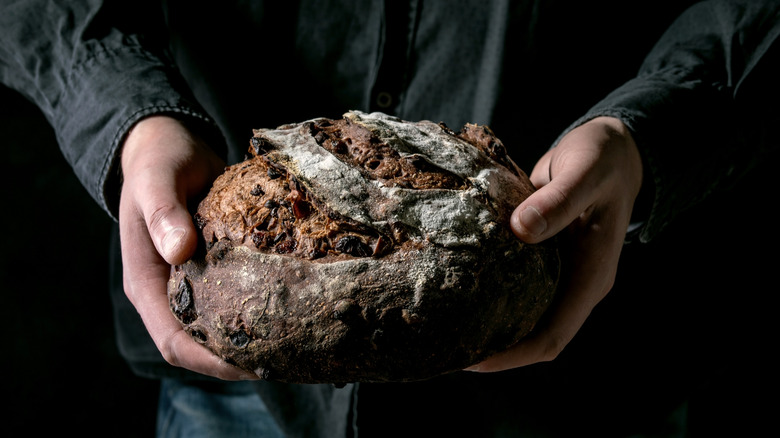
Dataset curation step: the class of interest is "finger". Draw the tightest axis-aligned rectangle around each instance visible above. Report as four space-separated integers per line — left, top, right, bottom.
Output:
138 273 257 380
471 206 625 373
466 292 593 372
510 168 596 244
120 116 218 266
119 200 256 381
135 169 199 266
527 148 553 188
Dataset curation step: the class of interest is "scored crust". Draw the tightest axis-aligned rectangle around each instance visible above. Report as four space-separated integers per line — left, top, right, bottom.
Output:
167 111 560 383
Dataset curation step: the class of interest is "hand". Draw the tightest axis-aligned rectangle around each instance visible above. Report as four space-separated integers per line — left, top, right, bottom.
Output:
119 115 257 380
468 117 644 372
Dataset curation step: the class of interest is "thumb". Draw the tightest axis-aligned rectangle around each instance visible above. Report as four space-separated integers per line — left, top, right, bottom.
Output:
142 184 199 266
510 171 592 244
120 115 217 266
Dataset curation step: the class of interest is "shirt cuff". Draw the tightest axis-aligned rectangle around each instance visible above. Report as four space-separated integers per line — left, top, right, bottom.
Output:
53 44 225 221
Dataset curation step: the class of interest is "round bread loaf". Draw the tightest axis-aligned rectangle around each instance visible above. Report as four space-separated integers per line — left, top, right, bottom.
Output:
167 111 559 384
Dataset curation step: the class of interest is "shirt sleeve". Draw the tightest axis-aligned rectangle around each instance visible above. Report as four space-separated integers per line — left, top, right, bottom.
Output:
552 0 780 243
0 0 226 220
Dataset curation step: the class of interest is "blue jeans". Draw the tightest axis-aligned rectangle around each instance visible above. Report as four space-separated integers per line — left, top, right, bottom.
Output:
156 378 286 438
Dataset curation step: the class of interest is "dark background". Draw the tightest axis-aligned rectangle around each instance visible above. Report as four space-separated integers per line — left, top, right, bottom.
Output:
1 85 159 436
2 43 777 434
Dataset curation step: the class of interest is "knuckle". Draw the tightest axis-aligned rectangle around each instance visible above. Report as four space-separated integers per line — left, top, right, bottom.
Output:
602 275 617 296
157 330 186 368
146 202 178 233
158 344 179 367
543 182 577 222
539 333 569 362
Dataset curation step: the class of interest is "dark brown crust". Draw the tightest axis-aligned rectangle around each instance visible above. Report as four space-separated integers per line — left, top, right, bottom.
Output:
171 238 558 383
168 111 560 384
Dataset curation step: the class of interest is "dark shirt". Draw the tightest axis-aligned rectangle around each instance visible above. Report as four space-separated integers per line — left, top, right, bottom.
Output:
2 1 778 436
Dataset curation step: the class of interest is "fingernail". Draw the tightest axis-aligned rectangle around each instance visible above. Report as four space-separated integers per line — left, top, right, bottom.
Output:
255 367 272 380
519 206 547 236
239 372 260 381
161 227 186 258
464 365 481 372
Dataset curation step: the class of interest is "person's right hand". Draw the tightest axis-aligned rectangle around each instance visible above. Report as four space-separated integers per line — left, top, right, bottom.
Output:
119 115 258 380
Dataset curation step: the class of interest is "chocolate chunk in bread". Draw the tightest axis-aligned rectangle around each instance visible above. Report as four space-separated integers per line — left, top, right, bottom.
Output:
168 111 560 384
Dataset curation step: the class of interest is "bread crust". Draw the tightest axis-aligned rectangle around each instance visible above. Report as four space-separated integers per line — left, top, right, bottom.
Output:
168 111 559 383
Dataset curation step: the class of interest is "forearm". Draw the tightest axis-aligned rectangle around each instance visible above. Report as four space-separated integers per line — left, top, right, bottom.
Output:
554 0 780 242
0 0 224 220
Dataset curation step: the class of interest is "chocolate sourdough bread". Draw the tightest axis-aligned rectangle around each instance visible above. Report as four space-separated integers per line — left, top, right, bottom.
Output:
167 111 559 383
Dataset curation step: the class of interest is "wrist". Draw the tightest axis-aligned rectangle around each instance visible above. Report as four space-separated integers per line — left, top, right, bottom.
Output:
589 116 643 194
587 117 652 238
121 115 186 175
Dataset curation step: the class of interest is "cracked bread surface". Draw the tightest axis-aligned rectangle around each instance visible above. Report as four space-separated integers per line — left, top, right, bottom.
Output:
168 111 559 383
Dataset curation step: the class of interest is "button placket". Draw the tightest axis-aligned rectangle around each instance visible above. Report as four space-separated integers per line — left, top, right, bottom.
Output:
369 0 418 114
375 91 393 109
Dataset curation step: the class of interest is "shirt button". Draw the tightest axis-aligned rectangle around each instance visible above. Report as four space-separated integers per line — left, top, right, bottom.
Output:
375 91 393 109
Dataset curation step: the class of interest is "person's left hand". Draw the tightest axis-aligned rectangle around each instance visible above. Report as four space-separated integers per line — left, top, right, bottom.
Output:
467 116 644 372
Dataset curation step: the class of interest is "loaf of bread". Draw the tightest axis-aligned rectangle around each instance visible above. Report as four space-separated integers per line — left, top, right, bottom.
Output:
167 111 559 383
